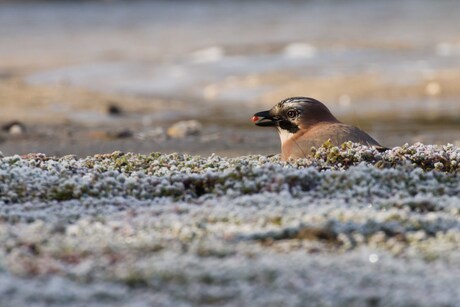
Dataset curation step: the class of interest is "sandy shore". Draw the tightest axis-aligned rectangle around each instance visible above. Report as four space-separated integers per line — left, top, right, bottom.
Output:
0 77 283 158
1 1 460 158
2 75 460 159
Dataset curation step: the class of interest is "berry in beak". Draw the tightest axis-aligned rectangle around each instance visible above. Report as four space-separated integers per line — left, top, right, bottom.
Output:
252 110 279 127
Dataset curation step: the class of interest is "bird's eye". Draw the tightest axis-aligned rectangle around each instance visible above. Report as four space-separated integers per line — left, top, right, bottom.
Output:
287 110 297 118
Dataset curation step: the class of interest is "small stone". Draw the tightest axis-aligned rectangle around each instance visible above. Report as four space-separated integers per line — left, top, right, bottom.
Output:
108 129 133 139
425 81 442 96
167 120 202 139
107 103 123 116
2 121 26 135
283 42 317 59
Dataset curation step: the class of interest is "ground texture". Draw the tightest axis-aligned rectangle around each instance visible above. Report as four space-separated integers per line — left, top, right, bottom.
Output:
0 143 459 306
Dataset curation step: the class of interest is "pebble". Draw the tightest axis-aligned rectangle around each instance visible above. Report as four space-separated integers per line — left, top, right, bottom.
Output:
108 129 133 139
107 103 123 116
167 120 202 138
2 121 27 135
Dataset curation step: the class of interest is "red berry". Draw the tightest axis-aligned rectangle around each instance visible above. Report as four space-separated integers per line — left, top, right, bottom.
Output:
251 116 259 122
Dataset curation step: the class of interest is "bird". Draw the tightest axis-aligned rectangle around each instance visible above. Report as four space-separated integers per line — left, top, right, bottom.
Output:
252 97 383 160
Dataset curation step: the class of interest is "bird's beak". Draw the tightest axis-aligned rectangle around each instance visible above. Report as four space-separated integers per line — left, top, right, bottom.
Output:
251 110 279 127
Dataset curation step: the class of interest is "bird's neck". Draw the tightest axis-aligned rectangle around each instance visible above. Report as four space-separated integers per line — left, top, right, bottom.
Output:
277 128 294 144
278 120 341 160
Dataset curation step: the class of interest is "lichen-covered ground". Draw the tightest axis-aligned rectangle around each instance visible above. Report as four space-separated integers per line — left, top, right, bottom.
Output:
1 143 460 306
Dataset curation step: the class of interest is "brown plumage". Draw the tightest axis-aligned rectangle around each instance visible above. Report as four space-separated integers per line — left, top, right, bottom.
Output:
252 97 383 161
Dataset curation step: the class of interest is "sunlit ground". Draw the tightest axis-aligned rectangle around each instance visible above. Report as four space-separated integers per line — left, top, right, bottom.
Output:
1 0 460 157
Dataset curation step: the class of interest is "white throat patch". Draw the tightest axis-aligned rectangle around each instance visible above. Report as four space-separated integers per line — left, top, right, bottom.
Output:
277 128 294 144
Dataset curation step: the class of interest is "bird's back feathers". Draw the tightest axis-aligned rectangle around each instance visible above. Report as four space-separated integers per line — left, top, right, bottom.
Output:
281 122 381 160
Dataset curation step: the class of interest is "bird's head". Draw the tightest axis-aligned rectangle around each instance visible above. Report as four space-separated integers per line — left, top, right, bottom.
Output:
252 97 338 133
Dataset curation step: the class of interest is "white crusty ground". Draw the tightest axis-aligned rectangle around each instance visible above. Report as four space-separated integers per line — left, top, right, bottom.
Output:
0 143 459 306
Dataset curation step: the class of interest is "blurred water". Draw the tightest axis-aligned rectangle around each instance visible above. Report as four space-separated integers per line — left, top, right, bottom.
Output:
1 0 460 145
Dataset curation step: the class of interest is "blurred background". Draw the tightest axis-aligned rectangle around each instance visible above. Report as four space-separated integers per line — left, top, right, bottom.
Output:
1 0 459 157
